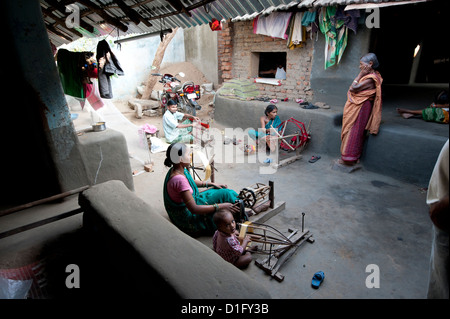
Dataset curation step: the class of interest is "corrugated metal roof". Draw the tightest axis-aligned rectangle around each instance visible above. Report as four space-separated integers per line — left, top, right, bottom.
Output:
40 0 426 47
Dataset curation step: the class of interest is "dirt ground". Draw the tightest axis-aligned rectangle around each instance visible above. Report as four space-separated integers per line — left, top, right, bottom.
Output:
0 62 438 300
114 61 217 135
114 93 215 132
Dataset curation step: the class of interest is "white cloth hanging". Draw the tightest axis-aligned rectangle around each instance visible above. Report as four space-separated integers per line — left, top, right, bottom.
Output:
290 12 304 44
254 12 293 40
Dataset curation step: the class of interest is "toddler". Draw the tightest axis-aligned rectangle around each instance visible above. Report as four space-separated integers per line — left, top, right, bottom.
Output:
212 209 253 269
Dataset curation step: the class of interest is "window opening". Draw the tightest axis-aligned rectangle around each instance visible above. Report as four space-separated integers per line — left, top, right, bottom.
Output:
258 52 287 79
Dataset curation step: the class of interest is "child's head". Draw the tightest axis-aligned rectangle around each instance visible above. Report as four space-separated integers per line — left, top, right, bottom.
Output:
167 99 178 113
264 104 278 119
213 209 236 235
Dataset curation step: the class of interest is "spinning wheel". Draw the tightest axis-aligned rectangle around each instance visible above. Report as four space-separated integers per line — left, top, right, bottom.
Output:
238 219 315 282
238 183 271 208
238 188 256 208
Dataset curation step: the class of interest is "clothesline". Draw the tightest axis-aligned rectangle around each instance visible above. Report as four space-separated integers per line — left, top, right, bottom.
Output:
251 5 363 69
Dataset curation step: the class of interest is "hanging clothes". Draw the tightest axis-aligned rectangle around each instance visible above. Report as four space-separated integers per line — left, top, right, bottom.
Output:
254 12 293 40
334 7 360 34
301 10 316 27
319 6 348 69
57 49 86 99
287 12 306 50
96 40 124 99
300 9 320 40
57 49 104 110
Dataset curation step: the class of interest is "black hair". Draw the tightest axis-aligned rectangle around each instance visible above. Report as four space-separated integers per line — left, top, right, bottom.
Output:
264 104 278 116
360 53 380 69
168 99 177 106
212 209 233 228
434 90 449 105
164 143 188 167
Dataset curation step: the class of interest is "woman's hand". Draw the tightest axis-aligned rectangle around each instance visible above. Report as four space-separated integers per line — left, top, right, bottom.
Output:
210 182 228 189
359 63 373 77
219 202 240 214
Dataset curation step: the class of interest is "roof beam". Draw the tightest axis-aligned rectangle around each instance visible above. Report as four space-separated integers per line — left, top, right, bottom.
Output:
146 0 216 21
45 23 73 42
41 6 84 38
74 0 129 32
167 0 192 17
112 0 153 27
44 0 95 34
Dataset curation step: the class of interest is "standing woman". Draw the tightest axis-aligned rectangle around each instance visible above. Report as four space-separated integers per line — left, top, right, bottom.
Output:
163 143 240 237
340 53 383 166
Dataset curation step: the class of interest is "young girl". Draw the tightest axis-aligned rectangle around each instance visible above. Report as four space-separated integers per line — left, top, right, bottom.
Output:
248 104 282 151
212 209 253 269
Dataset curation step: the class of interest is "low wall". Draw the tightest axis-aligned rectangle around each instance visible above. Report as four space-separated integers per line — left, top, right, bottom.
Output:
214 94 448 186
78 129 134 191
79 180 271 299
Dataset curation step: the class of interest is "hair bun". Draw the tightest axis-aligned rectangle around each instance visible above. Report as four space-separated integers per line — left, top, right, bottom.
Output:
164 157 173 167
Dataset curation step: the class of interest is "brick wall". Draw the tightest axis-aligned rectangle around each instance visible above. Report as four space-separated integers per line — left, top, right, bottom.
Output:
218 20 314 101
217 21 234 82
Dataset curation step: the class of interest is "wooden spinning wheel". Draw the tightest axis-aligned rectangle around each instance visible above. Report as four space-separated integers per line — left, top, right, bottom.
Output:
238 183 271 208
238 220 314 282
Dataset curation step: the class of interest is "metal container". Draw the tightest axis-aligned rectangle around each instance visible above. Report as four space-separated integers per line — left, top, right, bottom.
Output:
92 122 106 132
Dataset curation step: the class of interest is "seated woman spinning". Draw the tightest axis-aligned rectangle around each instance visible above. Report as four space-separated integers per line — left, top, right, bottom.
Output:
248 104 282 152
163 143 240 237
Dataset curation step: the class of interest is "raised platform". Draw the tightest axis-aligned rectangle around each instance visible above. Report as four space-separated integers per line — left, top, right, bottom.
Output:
214 85 448 186
79 180 271 299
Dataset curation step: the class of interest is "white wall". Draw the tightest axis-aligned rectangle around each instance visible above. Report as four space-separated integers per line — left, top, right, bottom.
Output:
113 29 186 99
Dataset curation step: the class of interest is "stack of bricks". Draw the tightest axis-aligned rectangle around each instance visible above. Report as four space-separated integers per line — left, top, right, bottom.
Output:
217 20 314 101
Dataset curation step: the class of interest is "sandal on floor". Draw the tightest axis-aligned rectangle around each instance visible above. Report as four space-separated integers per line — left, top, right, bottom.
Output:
308 155 321 163
303 102 319 109
311 271 324 289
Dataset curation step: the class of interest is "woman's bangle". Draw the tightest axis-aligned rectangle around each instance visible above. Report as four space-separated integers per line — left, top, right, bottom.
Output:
213 203 219 212
353 80 358 84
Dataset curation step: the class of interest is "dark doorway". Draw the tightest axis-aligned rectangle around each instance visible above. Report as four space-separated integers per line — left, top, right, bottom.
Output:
369 0 449 85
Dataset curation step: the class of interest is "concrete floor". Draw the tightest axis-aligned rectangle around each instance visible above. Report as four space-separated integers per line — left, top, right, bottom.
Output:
0 139 433 299
0 86 443 299
132 143 433 299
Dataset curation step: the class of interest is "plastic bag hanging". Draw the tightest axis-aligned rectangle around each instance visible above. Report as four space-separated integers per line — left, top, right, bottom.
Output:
209 18 222 31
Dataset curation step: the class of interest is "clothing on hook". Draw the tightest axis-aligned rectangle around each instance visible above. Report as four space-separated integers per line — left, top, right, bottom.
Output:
96 39 124 99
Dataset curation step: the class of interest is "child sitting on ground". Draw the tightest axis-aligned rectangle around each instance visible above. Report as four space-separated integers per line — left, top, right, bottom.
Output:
163 99 200 143
212 209 254 269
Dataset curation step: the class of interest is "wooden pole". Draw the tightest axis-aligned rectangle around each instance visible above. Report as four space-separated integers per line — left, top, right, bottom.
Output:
0 185 89 218
269 180 274 209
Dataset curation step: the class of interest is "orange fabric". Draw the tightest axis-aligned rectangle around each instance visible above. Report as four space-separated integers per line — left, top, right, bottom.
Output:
341 72 383 153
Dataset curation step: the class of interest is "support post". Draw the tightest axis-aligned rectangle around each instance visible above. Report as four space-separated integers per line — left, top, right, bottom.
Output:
269 180 274 209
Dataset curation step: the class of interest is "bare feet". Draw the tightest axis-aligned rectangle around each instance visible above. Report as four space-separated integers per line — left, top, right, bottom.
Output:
248 245 259 253
396 108 415 119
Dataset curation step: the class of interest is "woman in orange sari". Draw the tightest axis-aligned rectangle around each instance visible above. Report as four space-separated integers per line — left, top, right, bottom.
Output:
340 53 383 166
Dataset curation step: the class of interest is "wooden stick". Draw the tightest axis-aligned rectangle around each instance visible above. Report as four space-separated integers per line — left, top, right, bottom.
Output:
269 181 274 209
271 126 295 151
0 186 89 218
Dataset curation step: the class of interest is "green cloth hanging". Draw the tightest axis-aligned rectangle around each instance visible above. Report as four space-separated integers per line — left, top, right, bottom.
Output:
57 49 85 98
319 7 348 69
